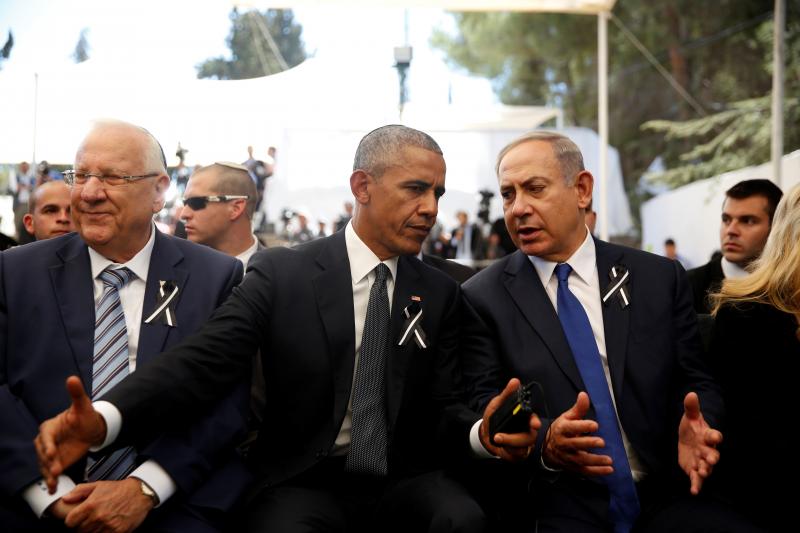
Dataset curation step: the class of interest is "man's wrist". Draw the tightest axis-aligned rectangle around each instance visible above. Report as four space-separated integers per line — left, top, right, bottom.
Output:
130 477 159 508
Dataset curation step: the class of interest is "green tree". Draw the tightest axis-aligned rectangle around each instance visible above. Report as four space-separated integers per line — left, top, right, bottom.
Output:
643 17 800 188
431 1 794 229
197 8 306 80
0 30 13 71
73 28 90 63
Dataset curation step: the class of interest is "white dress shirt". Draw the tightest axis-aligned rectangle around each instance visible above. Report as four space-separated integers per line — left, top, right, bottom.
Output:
720 257 749 279
24 226 175 517
235 234 260 267
527 229 645 481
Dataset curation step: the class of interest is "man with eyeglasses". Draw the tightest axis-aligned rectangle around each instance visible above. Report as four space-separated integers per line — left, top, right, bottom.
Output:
180 162 263 266
34 124 542 533
0 119 250 532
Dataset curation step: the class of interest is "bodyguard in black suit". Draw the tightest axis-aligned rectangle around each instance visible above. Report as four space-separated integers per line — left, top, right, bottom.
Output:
460 132 748 532
36 125 540 533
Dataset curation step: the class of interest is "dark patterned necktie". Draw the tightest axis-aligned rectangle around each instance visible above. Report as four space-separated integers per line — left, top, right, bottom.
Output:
346 263 390 476
555 263 640 533
87 267 138 481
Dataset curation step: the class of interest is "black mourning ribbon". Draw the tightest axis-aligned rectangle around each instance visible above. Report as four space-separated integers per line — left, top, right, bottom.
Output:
144 280 179 326
602 265 631 309
397 301 427 349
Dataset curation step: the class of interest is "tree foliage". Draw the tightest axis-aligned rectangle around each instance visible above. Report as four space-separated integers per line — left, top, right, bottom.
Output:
197 8 306 80
432 1 799 228
0 30 13 71
73 28 90 63
642 17 800 187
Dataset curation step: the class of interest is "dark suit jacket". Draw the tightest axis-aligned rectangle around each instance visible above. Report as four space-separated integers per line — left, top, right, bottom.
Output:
709 302 796 529
688 257 724 314
0 231 250 512
102 231 479 494
460 240 723 487
422 253 476 284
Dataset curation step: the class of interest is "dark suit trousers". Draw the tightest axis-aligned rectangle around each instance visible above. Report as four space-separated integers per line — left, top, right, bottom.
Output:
241 458 486 533
529 475 766 533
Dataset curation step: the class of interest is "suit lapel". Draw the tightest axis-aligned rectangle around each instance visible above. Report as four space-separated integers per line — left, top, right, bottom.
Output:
595 239 630 400
138 231 188 364
51 236 96 388
504 251 585 391
386 256 421 433
312 232 357 425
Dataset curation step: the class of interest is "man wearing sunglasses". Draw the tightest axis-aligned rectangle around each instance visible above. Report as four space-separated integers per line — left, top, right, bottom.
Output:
0 120 250 532
35 125 541 533
180 162 263 267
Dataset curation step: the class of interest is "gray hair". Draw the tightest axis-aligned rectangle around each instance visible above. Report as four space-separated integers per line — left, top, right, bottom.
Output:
353 125 443 178
495 130 584 183
89 119 168 173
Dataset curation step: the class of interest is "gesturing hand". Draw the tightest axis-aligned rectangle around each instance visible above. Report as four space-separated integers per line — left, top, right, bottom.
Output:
35 376 107 493
678 392 722 495
480 378 541 462
543 392 613 476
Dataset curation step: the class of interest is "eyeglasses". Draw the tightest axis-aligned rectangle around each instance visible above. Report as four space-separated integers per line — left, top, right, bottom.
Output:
182 195 249 210
63 170 160 187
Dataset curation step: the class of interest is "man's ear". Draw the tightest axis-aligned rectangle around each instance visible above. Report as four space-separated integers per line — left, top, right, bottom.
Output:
22 213 35 236
229 199 247 221
573 170 594 209
350 169 371 205
152 174 170 213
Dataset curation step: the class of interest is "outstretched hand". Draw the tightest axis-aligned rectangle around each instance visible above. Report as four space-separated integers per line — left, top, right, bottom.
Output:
34 376 107 493
678 392 723 495
480 378 541 462
543 392 613 476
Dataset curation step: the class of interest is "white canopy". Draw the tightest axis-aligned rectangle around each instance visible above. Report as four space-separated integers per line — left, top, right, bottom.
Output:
262 1 617 14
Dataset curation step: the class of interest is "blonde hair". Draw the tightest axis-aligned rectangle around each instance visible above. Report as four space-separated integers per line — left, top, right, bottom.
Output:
711 183 800 336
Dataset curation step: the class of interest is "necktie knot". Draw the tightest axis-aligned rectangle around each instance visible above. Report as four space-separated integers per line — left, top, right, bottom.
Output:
555 263 573 284
99 267 135 290
374 263 390 285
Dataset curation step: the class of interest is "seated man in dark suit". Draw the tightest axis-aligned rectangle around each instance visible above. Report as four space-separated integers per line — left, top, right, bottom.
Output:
35 125 539 533
460 131 754 532
0 120 250 532
688 179 783 313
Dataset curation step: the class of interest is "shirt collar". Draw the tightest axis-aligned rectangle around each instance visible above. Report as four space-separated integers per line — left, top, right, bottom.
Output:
345 220 398 284
235 234 260 265
720 256 749 279
528 227 595 286
88 223 156 282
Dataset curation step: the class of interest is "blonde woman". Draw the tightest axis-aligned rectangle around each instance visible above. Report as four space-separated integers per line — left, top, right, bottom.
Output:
708 183 800 531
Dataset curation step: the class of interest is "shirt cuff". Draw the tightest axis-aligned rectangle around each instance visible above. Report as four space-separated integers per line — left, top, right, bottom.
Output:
469 419 497 459
23 475 76 518
91 400 121 451
129 460 176 508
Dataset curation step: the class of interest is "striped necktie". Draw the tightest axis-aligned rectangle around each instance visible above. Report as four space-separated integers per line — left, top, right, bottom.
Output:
87 266 138 481
346 263 390 476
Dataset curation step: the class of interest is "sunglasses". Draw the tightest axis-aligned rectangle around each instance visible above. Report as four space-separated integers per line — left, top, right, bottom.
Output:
182 195 249 210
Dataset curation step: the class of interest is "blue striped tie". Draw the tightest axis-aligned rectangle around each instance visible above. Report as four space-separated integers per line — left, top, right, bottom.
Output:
555 263 639 533
87 267 138 481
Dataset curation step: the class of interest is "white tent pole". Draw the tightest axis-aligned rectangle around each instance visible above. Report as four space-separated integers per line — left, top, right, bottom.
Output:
772 0 785 188
598 11 609 241
32 72 38 165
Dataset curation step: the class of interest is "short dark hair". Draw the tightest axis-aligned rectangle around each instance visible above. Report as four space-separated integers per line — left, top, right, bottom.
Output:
193 162 258 219
664 238 676 246
725 179 784 223
353 125 442 178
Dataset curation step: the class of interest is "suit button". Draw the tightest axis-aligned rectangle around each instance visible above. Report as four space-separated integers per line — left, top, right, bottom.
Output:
315 450 328 458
